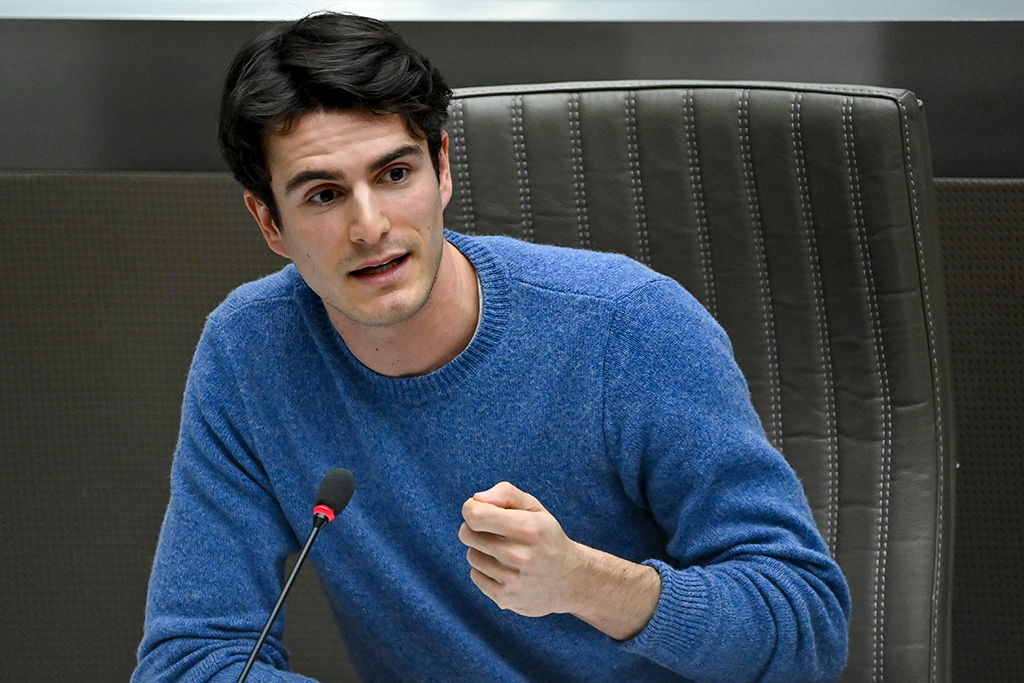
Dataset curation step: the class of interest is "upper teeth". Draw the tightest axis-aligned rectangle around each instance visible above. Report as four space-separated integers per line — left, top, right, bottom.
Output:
362 258 398 275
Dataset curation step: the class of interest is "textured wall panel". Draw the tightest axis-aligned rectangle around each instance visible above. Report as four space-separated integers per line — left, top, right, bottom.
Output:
0 172 357 683
936 177 1024 683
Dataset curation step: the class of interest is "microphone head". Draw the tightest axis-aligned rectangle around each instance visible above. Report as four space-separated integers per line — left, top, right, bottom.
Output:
315 468 356 518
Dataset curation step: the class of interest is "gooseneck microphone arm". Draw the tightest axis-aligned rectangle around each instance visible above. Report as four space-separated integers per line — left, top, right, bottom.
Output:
234 515 326 683
236 468 356 683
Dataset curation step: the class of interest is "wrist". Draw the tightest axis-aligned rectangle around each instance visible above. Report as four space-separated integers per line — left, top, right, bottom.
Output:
567 543 662 641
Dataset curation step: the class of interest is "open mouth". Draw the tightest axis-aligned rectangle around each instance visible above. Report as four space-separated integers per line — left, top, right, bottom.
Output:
351 254 407 277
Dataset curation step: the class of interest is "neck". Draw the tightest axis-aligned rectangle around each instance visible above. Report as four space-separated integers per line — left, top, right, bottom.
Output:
327 240 479 377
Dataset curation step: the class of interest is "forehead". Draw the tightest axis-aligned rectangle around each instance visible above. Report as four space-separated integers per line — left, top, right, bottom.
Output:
264 109 422 181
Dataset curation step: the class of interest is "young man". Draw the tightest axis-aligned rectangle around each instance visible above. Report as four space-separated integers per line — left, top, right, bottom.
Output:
134 12 850 683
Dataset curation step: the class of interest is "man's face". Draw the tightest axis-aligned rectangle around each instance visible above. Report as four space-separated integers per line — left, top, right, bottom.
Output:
246 109 452 331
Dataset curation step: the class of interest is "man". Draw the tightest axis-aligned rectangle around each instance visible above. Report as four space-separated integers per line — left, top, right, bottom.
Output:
134 12 850 683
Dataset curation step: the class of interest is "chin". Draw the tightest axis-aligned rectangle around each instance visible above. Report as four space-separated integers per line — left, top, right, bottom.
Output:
339 289 433 329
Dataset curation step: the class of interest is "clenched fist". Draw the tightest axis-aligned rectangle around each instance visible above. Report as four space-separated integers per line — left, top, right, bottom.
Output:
458 481 661 641
458 481 585 617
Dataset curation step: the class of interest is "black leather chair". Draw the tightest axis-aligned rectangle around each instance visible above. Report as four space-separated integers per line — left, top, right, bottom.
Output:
444 81 955 683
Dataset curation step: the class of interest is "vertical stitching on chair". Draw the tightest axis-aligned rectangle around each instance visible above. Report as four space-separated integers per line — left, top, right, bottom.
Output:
900 98 944 683
625 91 651 265
450 99 476 234
685 89 717 317
569 93 591 249
511 94 534 242
792 92 839 556
845 96 891 683
739 88 782 449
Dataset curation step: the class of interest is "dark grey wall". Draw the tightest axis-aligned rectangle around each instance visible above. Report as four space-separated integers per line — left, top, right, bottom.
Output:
0 19 1021 177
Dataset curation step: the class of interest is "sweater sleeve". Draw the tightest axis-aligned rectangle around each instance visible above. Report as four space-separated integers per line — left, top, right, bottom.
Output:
132 320 318 683
603 279 851 683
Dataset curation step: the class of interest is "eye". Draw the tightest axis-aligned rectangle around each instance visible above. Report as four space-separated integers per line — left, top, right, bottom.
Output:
309 188 339 205
383 167 409 183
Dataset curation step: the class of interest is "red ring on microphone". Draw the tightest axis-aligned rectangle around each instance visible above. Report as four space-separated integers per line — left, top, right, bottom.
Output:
313 504 336 522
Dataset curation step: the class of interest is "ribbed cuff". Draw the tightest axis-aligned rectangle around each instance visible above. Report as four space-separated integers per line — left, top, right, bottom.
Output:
618 559 711 671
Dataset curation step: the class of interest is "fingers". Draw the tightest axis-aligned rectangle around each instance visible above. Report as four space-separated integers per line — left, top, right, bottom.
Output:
461 482 549 538
464 543 546 615
460 527 523 606
459 482 558 560
467 565 506 608
470 481 544 512
459 522 538 575
464 545 507 581
462 500 541 538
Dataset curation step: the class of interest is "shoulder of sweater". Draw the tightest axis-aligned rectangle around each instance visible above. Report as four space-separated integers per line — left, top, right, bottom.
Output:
453 234 725 351
452 232 673 302
207 264 306 326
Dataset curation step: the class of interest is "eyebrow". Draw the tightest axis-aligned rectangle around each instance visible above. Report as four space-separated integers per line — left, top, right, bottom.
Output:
282 144 426 197
369 144 425 173
283 170 341 197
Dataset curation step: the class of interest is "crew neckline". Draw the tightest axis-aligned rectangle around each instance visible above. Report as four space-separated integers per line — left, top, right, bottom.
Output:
301 231 511 405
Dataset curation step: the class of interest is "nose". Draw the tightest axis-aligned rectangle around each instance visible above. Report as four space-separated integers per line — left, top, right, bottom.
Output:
348 186 390 244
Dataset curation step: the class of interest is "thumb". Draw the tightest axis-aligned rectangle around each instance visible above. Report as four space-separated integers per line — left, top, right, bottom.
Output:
473 481 545 512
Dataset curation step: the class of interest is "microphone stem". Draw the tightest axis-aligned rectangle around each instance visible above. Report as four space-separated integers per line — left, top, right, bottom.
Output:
236 514 329 683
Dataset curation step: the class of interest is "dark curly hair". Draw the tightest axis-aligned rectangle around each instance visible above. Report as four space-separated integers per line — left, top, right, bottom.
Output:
218 12 452 225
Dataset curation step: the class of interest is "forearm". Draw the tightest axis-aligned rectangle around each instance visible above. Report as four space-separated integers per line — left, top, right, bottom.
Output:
566 542 661 641
135 481 304 683
136 365 306 683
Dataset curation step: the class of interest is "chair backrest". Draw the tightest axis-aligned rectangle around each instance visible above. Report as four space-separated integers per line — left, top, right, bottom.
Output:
444 81 955 683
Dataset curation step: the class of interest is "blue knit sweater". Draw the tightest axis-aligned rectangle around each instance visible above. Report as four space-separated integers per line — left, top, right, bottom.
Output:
134 232 849 683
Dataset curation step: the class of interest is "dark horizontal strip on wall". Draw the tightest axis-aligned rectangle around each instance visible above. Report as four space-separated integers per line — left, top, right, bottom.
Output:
0 20 1022 177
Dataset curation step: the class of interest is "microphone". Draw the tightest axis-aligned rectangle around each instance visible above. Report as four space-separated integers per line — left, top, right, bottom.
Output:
236 468 356 683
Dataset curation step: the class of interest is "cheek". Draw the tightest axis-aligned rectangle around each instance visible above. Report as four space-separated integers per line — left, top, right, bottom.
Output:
274 234 331 274
281 214 344 252
400 182 445 219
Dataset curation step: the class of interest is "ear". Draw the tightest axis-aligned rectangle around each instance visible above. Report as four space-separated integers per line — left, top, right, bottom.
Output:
244 190 290 259
437 130 453 210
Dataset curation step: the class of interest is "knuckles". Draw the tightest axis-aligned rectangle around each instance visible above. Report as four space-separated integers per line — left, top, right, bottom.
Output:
517 517 546 544
460 498 478 522
502 546 533 570
461 498 494 530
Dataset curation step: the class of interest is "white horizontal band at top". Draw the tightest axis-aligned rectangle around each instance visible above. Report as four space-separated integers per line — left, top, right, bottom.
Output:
1 0 1022 22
